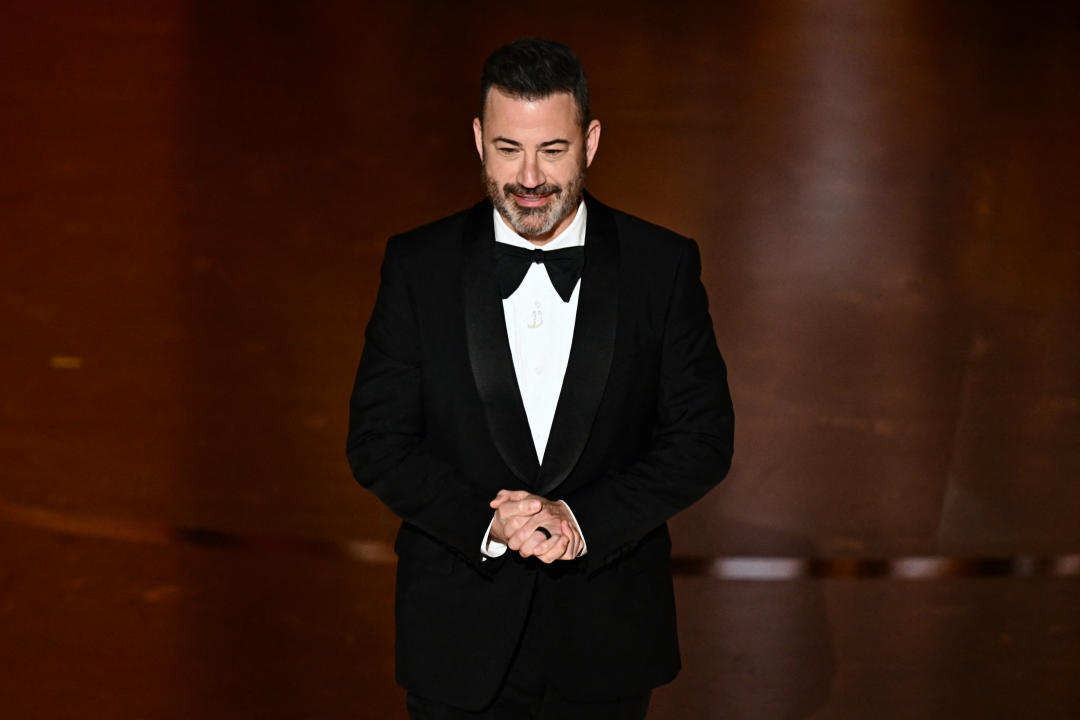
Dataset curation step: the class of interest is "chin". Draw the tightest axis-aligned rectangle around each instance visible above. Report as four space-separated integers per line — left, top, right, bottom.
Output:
516 215 557 238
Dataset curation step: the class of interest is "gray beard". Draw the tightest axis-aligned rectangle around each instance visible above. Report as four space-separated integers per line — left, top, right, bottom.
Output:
482 161 586 241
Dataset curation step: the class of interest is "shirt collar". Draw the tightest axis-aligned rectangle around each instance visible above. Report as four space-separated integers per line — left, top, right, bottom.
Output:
492 200 587 251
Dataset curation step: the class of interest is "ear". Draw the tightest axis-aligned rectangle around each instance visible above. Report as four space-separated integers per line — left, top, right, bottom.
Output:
472 117 484 162
584 119 601 168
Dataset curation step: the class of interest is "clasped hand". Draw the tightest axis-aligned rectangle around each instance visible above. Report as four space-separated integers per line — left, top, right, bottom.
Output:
489 490 583 564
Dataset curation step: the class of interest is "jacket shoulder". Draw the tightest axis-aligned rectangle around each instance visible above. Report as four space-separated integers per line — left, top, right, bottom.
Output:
384 202 484 261
597 201 699 269
394 206 472 242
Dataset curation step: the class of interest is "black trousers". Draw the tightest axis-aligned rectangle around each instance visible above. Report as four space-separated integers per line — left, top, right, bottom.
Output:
406 575 652 720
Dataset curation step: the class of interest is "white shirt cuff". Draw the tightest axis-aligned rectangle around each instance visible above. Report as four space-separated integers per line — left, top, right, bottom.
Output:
481 516 508 559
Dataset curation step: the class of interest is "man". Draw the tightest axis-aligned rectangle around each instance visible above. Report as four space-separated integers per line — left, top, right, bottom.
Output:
347 38 734 719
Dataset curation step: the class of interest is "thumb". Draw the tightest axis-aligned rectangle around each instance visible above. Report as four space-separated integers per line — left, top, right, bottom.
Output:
490 489 511 508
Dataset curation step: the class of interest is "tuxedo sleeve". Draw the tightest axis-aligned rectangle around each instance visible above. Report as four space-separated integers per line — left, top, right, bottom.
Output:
561 238 734 572
346 237 498 565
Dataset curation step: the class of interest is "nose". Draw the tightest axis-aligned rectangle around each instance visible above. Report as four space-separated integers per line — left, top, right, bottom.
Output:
517 151 544 190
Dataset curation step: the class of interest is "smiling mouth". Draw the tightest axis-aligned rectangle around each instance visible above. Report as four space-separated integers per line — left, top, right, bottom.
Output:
513 193 551 207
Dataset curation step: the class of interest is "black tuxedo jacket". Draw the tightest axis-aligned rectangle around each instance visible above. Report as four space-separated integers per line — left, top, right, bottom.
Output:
347 193 734 709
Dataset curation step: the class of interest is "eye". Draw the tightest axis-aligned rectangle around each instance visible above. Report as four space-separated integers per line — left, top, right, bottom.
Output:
496 146 519 156
541 148 565 158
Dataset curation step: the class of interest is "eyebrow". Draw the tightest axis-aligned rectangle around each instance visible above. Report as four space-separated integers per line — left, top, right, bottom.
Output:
491 136 571 148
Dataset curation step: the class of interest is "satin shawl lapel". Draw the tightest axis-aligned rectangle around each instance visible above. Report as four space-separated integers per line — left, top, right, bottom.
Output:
462 200 541 486
536 194 619 496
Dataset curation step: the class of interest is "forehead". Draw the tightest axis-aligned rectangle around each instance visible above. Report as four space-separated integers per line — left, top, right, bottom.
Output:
482 89 581 140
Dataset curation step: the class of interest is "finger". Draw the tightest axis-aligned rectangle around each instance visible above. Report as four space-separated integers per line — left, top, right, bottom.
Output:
519 526 555 558
501 515 532 540
494 501 540 529
567 519 584 559
506 512 551 550
559 520 578 559
509 514 548 550
565 519 581 556
538 534 571 564
489 489 525 508
516 528 544 557
503 514 530 550
495 506 540 535
505 520 530 551
555 521 573 560
491 504 536 542
502 498 542 518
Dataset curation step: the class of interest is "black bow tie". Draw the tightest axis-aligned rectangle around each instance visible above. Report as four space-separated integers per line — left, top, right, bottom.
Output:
494 244 585 302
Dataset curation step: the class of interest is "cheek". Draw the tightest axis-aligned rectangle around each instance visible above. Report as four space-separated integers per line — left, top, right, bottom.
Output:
480 162 499 185
551 167 579 189
549 154 585 184
483 159 514 183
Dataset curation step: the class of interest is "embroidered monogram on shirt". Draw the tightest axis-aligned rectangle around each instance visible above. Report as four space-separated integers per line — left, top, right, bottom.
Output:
528 300 543 329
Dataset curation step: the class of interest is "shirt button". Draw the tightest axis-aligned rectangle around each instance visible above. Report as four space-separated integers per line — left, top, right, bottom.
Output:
534 366 543 375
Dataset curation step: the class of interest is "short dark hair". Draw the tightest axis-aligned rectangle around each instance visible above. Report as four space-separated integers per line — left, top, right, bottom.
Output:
479 39 590 132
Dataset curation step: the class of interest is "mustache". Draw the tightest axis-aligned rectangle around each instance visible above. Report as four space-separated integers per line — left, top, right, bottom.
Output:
503 182 563 198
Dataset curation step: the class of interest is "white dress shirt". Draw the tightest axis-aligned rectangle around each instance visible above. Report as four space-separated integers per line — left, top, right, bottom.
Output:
481 201 588 558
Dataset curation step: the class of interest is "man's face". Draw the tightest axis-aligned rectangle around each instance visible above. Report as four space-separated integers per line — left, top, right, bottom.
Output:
473 88 601 244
